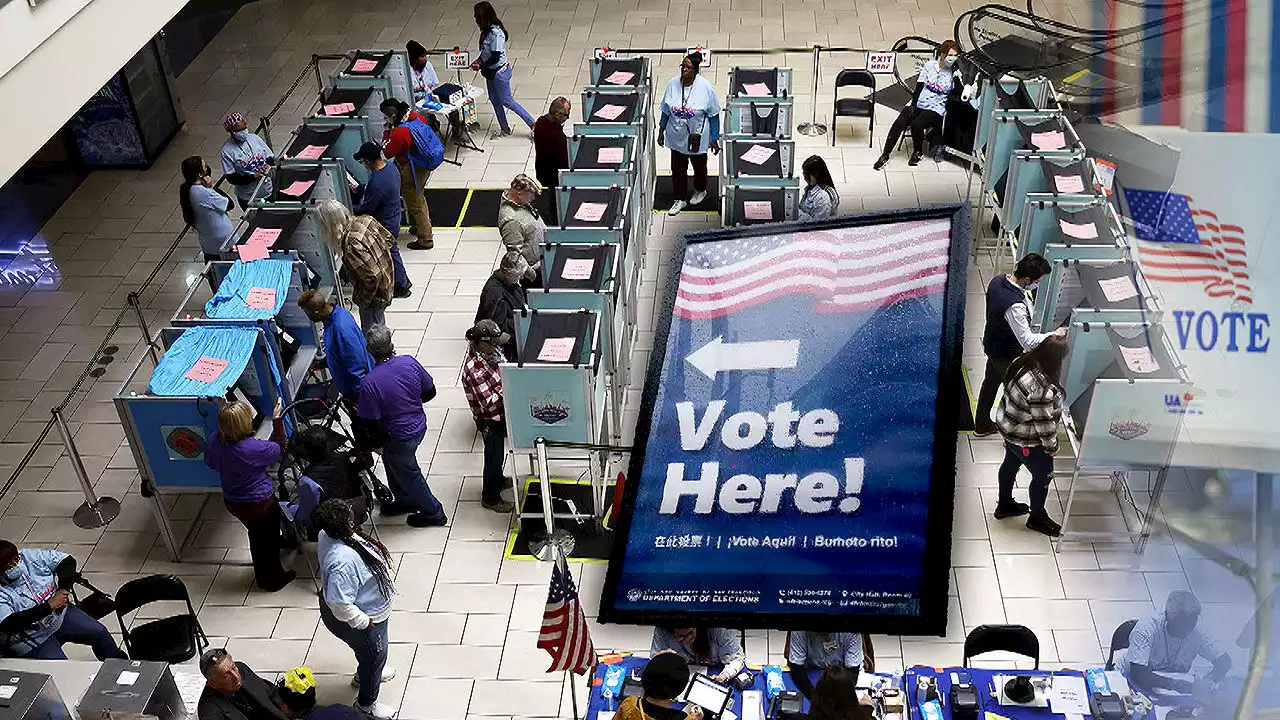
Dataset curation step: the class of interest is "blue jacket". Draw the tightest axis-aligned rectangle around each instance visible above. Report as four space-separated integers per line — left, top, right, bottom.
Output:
323 306 375 398
317 531 393 618
353 163 402 239
0 549 69 655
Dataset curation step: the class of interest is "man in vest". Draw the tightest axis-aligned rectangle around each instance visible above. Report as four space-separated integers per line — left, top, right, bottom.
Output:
973 253 1057 436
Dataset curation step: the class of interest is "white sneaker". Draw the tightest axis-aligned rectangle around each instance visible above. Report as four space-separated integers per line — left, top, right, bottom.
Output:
668 200 687 216
356 701 397 720
489 129 511 140
689 190 707 206
351 667 396 687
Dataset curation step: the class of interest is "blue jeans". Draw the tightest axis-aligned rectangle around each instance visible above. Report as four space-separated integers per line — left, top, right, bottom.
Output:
383 428 445 520
389 240 409 290
319 603 388 706
358 305 386 330
486 66 534 133
24 606 127 660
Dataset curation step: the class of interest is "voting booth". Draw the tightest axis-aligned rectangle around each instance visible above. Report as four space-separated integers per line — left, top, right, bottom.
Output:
722 184 797 226
311 86 386 158
280 122 369 185
578 90 649 140
76 660 187 720
0 670 74 720
587 56 651 90
1016 194 1126 263
225 207 338 288
720 67 800 227
263 161 352 208
1032 258 1154 331
330 50 410 107
728 67 792 99
562 135 638 188
724 71 795 139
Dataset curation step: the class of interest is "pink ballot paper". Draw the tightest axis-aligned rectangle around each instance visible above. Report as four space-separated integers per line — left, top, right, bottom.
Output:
1098 276 1139 303
739 144 777 165
247 228 282 247
1059 219 1098 239
604 71 634 85
1030 130 1066 150
292 145 327 160
742 82 771 97
184 356 229 383
279 180 315 197
323 102 356 115
1119 345 1160 374
537 337 576 363
597 147 624 164
744 201 773 221
236 243 270 262
351 58 378 73
574 202 607 222
592 104 626 120
1053 175 1085 193
244 287 278 310
561 258 595 280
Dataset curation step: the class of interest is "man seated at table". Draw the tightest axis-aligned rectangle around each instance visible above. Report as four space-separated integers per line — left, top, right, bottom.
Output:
199 648 290 720
651 627 746 683
617 652 703 720
1121 590 1232 693
787 632 863 699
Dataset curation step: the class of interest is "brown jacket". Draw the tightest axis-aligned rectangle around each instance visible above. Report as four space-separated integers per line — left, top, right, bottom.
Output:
343 215 394 308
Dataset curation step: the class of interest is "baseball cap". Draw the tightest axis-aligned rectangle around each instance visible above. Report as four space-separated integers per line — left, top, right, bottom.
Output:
466 319 510 345
353 142 383 162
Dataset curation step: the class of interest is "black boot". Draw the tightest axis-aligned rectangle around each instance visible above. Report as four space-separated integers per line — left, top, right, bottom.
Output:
908 152 923 166
873 154 890 171
993 501 1030 520
1026 514 1062 537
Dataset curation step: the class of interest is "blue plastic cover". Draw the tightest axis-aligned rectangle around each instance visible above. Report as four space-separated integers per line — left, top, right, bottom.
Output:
147 326 259 397
205 259 292 319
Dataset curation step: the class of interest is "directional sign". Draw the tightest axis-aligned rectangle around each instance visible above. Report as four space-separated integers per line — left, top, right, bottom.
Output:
866 50 897 74
446 49 472 70
601 208 970 634
686 46 712 68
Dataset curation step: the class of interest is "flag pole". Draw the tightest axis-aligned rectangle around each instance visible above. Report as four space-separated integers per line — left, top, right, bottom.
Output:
567 669 580 720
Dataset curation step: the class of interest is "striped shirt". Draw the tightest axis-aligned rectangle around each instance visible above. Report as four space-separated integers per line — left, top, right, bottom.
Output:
994 367 1063 452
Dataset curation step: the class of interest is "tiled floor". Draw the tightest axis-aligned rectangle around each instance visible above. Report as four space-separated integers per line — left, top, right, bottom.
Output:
0 0 1266 716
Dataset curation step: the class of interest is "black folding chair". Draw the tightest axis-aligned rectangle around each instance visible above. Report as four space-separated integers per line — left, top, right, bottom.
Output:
1106 619 1139 670
114 574 209 663
832 69 876 147
963 624 1040 669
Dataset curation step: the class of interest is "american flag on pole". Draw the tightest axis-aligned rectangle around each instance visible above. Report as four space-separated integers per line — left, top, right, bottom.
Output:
1126 187 1252 303
672 219 952 319
536 555 596 674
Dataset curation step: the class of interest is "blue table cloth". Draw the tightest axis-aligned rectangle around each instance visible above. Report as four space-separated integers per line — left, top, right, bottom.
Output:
903 667 1174 720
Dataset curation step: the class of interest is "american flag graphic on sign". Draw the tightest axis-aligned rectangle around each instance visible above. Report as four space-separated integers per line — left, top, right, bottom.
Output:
536 555 596 674
1126 187 1251 303
673 219 952 319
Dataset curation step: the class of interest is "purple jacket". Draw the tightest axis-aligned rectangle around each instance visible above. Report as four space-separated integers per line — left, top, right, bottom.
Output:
357 355 436 440
204 428 282 503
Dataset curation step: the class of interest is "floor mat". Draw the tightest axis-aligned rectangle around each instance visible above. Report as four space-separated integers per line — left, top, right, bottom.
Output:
460 189 505 228
504 477 614 563
423 188 469 228
652 175 721 213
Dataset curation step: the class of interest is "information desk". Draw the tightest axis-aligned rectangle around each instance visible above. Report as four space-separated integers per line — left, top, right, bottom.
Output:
586 656 902 720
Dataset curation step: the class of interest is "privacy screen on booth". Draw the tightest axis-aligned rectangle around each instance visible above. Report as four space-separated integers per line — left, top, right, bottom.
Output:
600 208 969 635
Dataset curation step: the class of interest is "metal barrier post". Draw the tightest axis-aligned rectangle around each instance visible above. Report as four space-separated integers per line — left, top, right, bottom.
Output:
796 45 827 136
531 437 576 560
127 292 159 366
53 408 121 530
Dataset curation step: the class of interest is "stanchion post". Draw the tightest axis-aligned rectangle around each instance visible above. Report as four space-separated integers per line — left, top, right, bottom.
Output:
796 44 827 136
128 292 159 366
531 437 577 560
53 407 121 530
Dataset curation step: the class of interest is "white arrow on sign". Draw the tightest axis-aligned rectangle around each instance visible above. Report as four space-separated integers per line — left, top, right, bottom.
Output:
686 335 800 379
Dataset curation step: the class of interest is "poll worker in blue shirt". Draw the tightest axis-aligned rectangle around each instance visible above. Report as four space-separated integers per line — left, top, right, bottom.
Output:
787 632 864 698
0 541 126 660
651 627 746 682
873 40 959 169
357 325 448 528
352 142 411 298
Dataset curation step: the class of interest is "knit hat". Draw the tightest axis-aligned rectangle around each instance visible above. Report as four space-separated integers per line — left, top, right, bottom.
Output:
222 112 245 131
406 40 428 61
509 174 542 195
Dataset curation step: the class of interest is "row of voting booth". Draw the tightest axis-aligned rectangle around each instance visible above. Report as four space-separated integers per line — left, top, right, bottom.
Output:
497 56 657 528
113 50 420 559
720 67 799 226
964 73 1190 548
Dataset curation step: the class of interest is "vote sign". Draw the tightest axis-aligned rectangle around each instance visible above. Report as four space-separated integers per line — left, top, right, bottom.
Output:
601 209 969 634
446 49 471 70
866 50 897 74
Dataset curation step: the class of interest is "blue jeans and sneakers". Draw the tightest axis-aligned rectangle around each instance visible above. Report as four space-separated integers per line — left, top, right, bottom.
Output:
383 429 447 527
486 66 534 138
319 603 390 711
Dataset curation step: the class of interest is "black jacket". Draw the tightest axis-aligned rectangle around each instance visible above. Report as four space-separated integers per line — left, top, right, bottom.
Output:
198 663 289 720
476 274 527 359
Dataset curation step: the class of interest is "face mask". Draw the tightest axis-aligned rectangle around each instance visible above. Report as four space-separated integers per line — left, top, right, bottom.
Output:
944 55 957 67
231 130 249 142
4 566 22 583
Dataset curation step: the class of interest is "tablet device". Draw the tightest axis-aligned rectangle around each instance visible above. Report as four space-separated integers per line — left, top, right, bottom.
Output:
685 674 732 717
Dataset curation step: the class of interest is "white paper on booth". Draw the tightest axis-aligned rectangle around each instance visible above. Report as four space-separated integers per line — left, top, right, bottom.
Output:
743 201 773 220
574 202 607 222
1053 175 1085 193
740 144 777 165
1030 130 1066 150
592 104 626 120
561 258 595 280
1059 219 1098 239
1119 344 1161 374
116 670 140 686
0 686 15 700
538 337 576 362
1047 676 1089 715
1098 276 1139 303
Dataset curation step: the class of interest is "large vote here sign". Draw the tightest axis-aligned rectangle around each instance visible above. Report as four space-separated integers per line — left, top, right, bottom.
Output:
600 207 969 635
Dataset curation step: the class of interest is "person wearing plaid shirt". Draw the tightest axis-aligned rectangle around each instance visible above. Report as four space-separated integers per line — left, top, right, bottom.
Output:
993 334 1068 537
316 200 394 329
462 320 515 513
